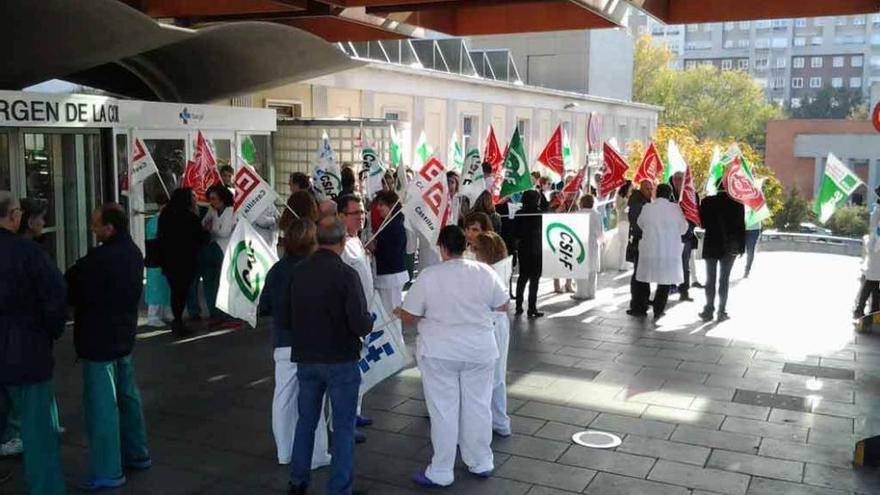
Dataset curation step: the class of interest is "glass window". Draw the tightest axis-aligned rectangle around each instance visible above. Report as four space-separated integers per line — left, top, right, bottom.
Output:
792 77 804 88
462 115 479 153
851 77 863 88
722 59 733 70
815 17 826 26
795 18 807 28
737 39 750 48
739 21 750 30
724 22 735 31
811 36 823 46
771 37 788 48
811 57 823 68
791 97 802 108
832 77 843 88
738 59 749 70
854 16 866 26
141 139 186 214
756 57 769 69
853 55 864 67
687 24 698 32
773 78 786 89
755 38 770 49
810 76 823 88
517 119 529 146
794 37 806 47
874 13 880 23
685 60 696 69
776 58 787 68
833 56 845 67
723 39 734 49
754 78 768 88
756 20 770 29
836 16 848 26
793 57 805 68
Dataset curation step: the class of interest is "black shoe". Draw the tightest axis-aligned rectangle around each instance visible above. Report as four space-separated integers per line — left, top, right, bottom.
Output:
288 483 307 495
355 430 366 444
679 294 693 302
693 282 704 289
626 309 647 318
171 321 192 337
716 312 730 322
527 310 544 319
514 307 524 316
653 312 666 322
698 310 713 322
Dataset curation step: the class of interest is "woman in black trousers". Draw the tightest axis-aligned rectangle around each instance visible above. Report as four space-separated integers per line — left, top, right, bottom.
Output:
514 190 544 318
158 188 209 336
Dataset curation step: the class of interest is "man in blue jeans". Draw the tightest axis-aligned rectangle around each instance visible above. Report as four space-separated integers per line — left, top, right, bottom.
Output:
698 180 745 322
283 216 373 495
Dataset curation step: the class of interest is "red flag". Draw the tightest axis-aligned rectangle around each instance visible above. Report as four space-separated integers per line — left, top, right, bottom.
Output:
182 131 221 203
722 157 766 211
537 125 564 176
483 126 504 173
679 165 701 226
550 164 587 209
490 141 510 203
599 142 628 197
632 142 664 184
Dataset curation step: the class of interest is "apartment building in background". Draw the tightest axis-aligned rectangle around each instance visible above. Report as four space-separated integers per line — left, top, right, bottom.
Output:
629 11 880 108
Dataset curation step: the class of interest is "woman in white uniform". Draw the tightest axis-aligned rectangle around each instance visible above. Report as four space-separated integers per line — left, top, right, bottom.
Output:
573 194 606 300
397 226 509 487
471 231 513 436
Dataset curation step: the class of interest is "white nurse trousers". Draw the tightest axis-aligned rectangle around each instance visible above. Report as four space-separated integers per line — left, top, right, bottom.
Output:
272 347 332 468
573 271 598 300
419 355 495 486
491 313 511 435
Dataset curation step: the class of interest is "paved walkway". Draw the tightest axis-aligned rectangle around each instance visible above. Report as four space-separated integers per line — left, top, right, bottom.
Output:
3 251 880 494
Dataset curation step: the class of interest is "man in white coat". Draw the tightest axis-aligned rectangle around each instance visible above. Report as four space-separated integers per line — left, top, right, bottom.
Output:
337 194 374 437
635 183 688 321
397 225 509 488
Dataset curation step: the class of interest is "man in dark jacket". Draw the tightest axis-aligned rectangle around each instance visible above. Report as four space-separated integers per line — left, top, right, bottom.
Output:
627 179 654 316
698 181 746 322
66 204 150 491
0 191 66 494
286 216 373 495
671 172 699 301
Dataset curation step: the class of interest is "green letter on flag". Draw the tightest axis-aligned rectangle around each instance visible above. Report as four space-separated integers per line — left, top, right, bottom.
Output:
499 127 533 197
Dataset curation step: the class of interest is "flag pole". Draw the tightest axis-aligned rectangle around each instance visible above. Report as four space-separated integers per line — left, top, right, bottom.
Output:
363 197 403 246
155 172 172 200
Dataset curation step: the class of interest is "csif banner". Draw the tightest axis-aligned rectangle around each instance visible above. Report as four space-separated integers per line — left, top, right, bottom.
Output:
541 213 592 279
359 291 408 394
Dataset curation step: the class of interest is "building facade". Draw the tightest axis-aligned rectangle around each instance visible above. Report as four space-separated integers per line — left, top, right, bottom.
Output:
629 11 880 107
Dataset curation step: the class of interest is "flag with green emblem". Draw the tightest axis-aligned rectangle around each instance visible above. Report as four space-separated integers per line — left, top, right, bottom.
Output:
499 127 532 197
814 152 864 224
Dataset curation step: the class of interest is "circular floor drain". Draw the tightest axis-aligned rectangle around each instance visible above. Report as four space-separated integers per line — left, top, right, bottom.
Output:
571 430 622 449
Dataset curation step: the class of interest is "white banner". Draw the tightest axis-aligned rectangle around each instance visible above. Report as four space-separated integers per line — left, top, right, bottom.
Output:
402 157 449 247
359 291 407 394
216 220 278 327
233 165 278 224
311 160 342 202
541 213 592 279
129 137 159 186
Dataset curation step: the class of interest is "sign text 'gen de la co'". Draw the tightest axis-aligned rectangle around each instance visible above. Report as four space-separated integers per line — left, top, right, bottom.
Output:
0 96 120 128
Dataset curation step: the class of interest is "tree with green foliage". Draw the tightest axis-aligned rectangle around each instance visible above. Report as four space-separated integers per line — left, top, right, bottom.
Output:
787 86 864 119
825 205 869 238
632 34 783 148
775 186 812 231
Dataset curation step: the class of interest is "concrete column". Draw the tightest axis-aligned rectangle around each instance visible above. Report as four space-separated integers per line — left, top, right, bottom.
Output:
412 96 426 167
360 90 375 119
869 158 880 204
813 155 826 200
446 99 458 164
311 86 328 118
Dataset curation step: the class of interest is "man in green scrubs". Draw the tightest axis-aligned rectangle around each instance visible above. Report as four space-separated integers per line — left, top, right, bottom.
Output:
66 204 151 491
0 191 66 494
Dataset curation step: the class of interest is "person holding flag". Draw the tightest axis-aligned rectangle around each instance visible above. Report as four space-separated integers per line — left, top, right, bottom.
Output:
201 184 238 325
670 171 700 302
613 181 632 271
698 178 745 322
514 190 544 318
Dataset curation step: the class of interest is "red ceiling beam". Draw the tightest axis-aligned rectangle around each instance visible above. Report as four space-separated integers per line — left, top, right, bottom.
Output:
653 0 880 24
281 16 410 41
317 0 457 7
371 0 615 36
133 0 307 18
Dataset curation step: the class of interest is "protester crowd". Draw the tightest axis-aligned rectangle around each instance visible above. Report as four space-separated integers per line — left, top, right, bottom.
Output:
0 130 771 495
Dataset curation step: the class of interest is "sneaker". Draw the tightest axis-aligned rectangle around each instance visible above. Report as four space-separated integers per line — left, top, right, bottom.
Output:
471 469 493 478
124 457 152 470
356 415 373 427
78 476 126 491
716 312 730 322
0 438 23 457
698 310 714 322
492 428 511 437
514 307 524 316
144 318 165 328
411 471 444 488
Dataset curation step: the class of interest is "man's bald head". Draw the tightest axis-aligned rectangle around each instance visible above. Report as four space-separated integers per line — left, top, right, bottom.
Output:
316 215 347 253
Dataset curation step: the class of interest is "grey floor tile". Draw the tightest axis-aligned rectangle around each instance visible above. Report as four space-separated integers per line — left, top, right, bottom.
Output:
516 401 599 426
491 434 570 462
689 397 770 420
585 472 690 495
758 438 853 468
589 413 676 440
557 445 656 478
803 462 880 494
495 455 596 493
617 434 710 466
671 425 761 454
707 449 803 482
767 408 854 433
746 476 853 495
647 460 750 495
721 416 808 443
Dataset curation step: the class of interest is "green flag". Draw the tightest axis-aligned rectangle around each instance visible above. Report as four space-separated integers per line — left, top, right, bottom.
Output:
562 127 574 171
499 128 532 197
389 125 403 167
448 131 464 172
814 153 864 224
663 139 687 183
240 136 257 165
705 146 723 196
415 131 433 170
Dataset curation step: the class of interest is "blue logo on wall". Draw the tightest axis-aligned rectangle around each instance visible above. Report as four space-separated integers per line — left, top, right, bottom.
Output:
179 107 191 124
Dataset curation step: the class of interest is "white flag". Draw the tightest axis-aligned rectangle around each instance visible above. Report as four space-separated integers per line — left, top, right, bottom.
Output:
311 160 342 202
362 142 387 200
541 213 592 279
402 157 449 247
216 220 279 327
233 165 278 224
359 291 408 394
460 148 486 206
130 137 159 186
318 131 335 164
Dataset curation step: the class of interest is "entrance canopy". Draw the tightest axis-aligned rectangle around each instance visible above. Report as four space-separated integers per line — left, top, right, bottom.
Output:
0 0 360 102
121 0 880 41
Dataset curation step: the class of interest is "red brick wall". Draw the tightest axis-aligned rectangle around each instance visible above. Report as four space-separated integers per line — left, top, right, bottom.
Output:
765 119 875 198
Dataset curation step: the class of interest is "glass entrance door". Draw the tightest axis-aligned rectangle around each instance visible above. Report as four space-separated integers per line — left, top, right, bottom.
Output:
22 131 102 269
